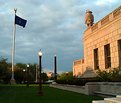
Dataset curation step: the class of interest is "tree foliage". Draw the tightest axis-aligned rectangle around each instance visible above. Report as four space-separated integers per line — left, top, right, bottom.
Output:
58 71 73 80
0 57 38 84
0 57 49 84
42 72 48 83
96 67 121 82
0 57 11 83
14 63 37 84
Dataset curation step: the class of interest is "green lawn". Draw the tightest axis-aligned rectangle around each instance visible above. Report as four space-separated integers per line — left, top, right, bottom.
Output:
0 84 103 103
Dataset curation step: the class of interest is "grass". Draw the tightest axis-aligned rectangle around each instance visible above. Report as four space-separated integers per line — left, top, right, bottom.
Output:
0 84 103 103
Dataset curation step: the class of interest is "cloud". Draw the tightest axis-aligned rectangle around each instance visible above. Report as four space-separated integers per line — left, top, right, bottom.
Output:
95 0 119 7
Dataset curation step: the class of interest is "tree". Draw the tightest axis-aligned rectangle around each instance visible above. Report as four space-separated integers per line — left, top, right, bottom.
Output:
27 64 36 82
0 58 38 84
58 71 73 80
0 57 11 83
42 72 48 83
15 63 37 84
14 63 27 83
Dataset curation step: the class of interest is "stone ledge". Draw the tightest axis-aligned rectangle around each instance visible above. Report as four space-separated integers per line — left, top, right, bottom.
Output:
104 98 121 103
50 82 121 97
50 84 85 94
92 100 106 103
116 95 121 98
92 96 121 103
94 91 116 97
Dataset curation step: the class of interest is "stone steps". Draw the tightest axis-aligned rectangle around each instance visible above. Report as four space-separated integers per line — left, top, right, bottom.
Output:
117 95 121 99
92 100 107 103
104 97 121 103
92 95 121 103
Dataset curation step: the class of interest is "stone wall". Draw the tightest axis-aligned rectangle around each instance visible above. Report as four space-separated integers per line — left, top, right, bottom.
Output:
50 82 121 96
73 58 84 77
85 82 121 95
50 84 85 94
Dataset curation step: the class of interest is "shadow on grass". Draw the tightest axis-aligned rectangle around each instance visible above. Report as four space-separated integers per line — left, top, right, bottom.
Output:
0 84 103 103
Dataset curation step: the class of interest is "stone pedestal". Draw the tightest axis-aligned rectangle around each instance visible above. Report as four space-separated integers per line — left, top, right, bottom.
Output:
10 79 16 84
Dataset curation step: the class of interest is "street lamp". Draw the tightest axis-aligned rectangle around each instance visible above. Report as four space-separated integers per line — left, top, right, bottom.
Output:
27 64 29 68
38 50 43 95
23 69 26 72
23 69 26 83
26 64 29 87
54 55 57 81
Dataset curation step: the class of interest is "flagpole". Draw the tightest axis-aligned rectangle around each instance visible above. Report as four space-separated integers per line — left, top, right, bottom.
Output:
10 8 17 84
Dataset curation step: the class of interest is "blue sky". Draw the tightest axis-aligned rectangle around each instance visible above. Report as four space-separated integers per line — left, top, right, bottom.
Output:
0 0 121 73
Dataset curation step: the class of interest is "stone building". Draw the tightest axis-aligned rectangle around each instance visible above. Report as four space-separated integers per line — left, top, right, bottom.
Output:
73 6 121 77
47 72 54 78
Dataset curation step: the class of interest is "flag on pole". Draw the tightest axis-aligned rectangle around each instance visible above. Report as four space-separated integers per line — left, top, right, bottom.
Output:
15 15 27 28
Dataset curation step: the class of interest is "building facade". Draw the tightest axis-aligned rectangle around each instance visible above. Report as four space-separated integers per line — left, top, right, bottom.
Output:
73 6 121 77
47 72 54 78
73 59 84 77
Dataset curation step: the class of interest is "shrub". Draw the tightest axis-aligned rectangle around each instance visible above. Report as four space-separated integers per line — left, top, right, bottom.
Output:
96 67 121 82
56 77 100 86
56 67 121 86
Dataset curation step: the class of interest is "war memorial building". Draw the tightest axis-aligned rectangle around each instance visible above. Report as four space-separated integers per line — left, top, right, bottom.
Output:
73 6 121 77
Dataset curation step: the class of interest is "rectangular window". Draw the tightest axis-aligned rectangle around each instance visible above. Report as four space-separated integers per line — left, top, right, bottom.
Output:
118 40 121 67
104 44 111 69
94 48 99 69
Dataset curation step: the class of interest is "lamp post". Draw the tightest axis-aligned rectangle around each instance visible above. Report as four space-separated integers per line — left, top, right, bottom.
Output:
26 64 29 87
35 64 38 83
23 69 26 83
54 55 57 81
38 50 43 95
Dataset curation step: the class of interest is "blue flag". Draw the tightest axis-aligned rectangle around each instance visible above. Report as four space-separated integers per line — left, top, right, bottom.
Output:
15 15 27 28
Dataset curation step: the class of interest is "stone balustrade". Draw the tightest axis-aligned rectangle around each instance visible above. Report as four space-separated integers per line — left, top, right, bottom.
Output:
50 82 121 97
92 95 121 103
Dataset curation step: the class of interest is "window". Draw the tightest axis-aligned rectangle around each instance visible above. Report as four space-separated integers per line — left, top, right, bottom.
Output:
94 48 99 69
118 40 121 67
104 44 111 68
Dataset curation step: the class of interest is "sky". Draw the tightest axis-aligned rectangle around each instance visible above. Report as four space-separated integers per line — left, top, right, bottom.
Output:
0 0 121 73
